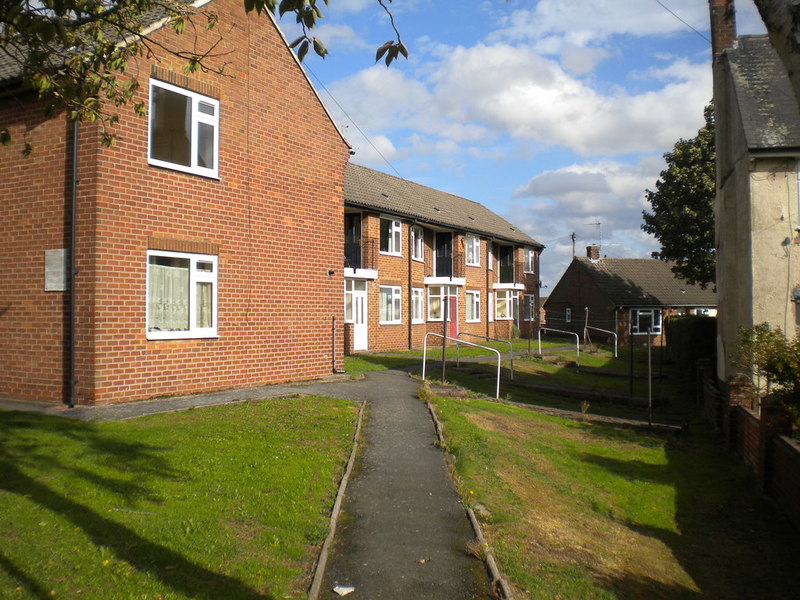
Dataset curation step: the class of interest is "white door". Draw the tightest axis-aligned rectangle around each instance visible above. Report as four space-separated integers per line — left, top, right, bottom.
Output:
353 281 368 350
346 279 369 351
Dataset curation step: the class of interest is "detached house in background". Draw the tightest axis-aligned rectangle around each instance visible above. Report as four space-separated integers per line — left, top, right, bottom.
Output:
544 246 717 346
710 0 800 385
0 0 350 405
342 164 544 352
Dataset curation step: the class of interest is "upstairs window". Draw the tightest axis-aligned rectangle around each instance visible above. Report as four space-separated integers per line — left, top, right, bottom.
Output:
411 225 424 261
380 218 402 255
149 80 219 178
465 234 481 267
524 248 536 274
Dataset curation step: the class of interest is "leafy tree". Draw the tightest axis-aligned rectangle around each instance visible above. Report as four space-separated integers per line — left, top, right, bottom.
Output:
0 0 405 147
642 104 715 289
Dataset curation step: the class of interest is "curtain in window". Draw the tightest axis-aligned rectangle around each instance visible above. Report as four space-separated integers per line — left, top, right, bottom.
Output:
148 259 190 331
197 282 213 328
380 288 391 321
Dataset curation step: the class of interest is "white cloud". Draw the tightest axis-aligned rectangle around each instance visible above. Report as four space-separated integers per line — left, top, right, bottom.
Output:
311 24 370 52
427 43 710 156
348 134 398 167
505 158 665 287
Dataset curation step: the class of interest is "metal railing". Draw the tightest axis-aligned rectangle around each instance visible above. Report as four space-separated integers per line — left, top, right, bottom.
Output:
343 238 377 270
423 332 502 398
537 326 580 366
427 251 464 279
586 325 618 357
455 332 514 379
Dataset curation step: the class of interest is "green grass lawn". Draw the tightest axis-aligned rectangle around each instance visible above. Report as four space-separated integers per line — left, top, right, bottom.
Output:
0 396 358 600
429 392 800 600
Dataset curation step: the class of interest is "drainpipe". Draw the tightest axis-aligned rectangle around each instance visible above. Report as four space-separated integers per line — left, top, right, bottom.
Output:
408 221 414 349
67 118 79 407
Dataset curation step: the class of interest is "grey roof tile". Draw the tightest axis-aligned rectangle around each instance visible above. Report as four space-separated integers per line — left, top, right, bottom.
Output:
728 35 800 150
345 163 542 247
576 257 717 307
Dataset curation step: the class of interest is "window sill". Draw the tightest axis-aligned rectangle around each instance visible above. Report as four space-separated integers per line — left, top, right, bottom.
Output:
147 332 219 340
148 159 220 180
379 321 403 325
379 251 402 258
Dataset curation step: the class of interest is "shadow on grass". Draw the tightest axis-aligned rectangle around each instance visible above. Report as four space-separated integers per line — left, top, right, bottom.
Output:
1 411 274 600
579 433 800 600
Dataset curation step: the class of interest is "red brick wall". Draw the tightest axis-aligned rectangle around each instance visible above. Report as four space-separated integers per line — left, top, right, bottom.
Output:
771 436 800 531
353 215 539 352
1 2 350 404
732 406 762 471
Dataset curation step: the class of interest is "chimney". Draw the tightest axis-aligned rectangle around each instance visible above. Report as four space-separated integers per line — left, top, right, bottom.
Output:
586 245 600 261
709 0 737 61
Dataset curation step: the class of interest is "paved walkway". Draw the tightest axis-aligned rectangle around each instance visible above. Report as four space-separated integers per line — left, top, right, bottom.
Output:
0 371 492 599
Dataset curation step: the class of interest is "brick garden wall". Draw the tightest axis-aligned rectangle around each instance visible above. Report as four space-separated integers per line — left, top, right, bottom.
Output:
702 375 800 532
1 1 350 404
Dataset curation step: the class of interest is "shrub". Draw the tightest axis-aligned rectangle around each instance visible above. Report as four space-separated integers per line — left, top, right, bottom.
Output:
734 323 800 432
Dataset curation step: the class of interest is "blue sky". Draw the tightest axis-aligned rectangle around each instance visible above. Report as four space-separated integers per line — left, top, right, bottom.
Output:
275 0 766 289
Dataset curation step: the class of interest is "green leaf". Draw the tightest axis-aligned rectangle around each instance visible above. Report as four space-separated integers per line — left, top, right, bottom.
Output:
298 39 309 62
289 35 305 49
312 37 328 58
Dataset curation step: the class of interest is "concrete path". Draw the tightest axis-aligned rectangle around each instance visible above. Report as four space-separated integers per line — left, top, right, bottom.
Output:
310 370 491 600
0 370 493 599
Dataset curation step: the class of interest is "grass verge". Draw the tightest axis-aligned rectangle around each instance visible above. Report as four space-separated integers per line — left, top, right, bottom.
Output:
0 396 358 600
431 394 800 600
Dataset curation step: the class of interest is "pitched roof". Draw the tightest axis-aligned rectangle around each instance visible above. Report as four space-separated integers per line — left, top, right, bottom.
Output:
575 257 717 307
344 163 542 248
727 35 800 150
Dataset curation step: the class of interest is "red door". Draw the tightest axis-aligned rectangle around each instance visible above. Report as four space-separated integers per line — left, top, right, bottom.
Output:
447 295 458 338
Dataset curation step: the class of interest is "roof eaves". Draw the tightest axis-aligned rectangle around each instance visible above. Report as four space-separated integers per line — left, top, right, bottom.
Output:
345 198 541 247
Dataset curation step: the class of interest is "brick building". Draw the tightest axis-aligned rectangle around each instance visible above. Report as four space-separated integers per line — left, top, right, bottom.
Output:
544 246 717 346
0 1 350 405
342 164 544 353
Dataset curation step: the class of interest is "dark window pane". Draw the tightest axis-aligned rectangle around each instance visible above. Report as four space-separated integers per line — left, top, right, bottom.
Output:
151 86 192 167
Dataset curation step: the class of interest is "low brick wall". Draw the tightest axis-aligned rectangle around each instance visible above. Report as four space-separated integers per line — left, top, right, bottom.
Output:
771 436 800 531
702 375 799 531
730 406 761 472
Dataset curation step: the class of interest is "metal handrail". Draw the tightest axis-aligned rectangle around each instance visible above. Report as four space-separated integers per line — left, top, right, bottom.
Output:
537 326 580 366
423 332 502 398
586 325 618 357
455 332 514 379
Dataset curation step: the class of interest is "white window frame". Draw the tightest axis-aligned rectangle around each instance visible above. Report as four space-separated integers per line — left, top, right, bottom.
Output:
146 249 218 340
523 294 536 321
411 287 424 323
630 308 663 335
148 79 219 179
411 225 424 262
380 218 402 256
524 248 536 274
379 285 402 324
427 285 458 321
488 243 494 271
488 291 494 321
465 234 481 267
344 279 366 323
495 289 517 321
466 290 481 323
